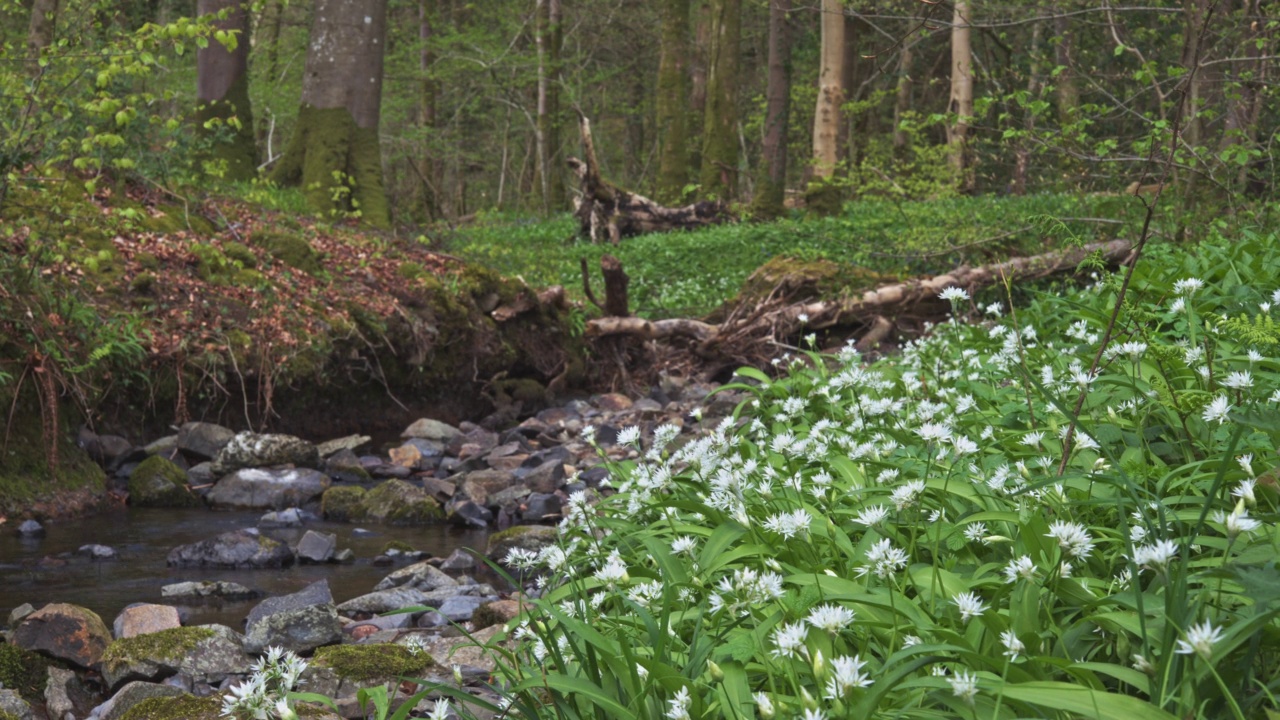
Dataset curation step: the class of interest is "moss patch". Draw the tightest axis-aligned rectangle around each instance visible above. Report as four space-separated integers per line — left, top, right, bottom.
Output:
118 694 222 720
249 230 323 275
320 485 366 521
194 71 257 183
269 105 389 228
0 643 53 703
0 388 106 516
361 479 443 524
101 626 216 667
312 643 433 682
128 455 200 507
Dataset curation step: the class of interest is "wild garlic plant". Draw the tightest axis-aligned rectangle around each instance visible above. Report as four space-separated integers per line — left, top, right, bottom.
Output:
221 646 308 720
463 235 1280 720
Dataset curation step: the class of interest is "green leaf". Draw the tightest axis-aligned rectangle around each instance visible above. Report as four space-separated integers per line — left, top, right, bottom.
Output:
999 681 1178 720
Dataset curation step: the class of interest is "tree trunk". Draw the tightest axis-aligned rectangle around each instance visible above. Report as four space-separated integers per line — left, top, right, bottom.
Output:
1178 0 1210 200
654 0 690 204
1220 0 1266 190
1012 21 1041 196
259 0 284 84
196 0 257 182
1052 10 1077 124
838 13 859 168
698 0 741 200
947 0 975 193
892 38 913 153
807 0 845 215
419 0 440 220
749 0 792 220
26 0 60 72
271 0 390 227
535 0 564 214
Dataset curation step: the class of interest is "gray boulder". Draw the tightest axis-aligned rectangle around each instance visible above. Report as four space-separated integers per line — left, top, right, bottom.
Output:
402 418 462 442
316 434 371 458
296 530 337 563
160 580 258 601
46 666 94 720
95 681 186 720
243 580 342 655
176 422 236 460
335 587 427 616
100 624 251 689
205 467 330 510
80 543 118 559
17 519 44 536
166 530 294 569
0 689 32 720
210 432 320 475
259 507 304 528
374 559 460 592
437 595 490 623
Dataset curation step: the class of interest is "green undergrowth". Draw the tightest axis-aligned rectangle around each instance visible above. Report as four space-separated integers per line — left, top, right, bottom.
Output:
441 193 1148 318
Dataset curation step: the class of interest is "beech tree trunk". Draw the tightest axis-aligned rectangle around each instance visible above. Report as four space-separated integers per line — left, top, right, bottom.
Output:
750 0 793 219
535 0 565 213
654 0 691 204
1220 0 1266 190
271 0 390 227
196 0 257 182
26 0 60 72
807 0 845 215
698 0 741 200
419 0 441 220
948 0 975 193
1012 21 1041 196
893 38 913 152
1053 10 1078 124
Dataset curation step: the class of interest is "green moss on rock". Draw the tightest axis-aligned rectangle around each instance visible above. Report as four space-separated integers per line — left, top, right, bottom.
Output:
101 626 216 668
361 480 443 524
312 643 433 682
0 643 52 703
249 231 323 275
130 272 157 294
320 485 366 521
118 693 222 720
128 455 200 508
222 242 258 268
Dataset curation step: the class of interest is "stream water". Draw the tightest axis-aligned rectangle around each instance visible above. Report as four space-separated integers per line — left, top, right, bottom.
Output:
0 508 489 629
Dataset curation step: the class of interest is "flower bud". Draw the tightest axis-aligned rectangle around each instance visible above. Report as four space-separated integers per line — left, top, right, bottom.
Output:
707 660 724 682
812 649 826 680
801 687 818 711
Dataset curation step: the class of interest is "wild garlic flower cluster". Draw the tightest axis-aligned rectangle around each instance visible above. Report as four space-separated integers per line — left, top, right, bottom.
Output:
220 647 307 720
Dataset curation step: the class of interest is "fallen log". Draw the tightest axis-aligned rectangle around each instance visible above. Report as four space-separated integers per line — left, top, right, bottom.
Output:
569 115 732 243
586 238 1134 365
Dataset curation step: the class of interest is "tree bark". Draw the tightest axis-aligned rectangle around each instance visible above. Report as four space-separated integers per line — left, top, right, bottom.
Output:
892 37 913 153
1052 10 1077 124
419 0 441 220
948 0 975 193
1220 0 1267 190
196 0 257 182
1012 21 1042 196
698 0 741 200
807 0 845 215
535 0 564 214
271 0 390 227
749 0 792 220
654 0 691 204
26 0 60 72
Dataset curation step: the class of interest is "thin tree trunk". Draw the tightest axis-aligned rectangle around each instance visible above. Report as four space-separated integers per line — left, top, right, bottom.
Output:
260 0 284 84
750 0 792 219
893 38 913 153
419 0 440 220
197 0 257 182
837 13 858 169
535 0 564 214
1178 0 1210 200
698 0 741 200
948 0 975 194
1052 10 1077 124
654 0 690 204
807 0 845 215
26 0 60 72
1012 21 1042 196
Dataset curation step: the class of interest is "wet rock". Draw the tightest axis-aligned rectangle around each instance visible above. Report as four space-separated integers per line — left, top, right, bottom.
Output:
336 587 427 616
296 530 337 563
243 580 342 655
17 519 44 536
439 548 477 573
128 455 201 508
160 580 258 601
143 435 179 456
374 560 459 593
80 543 118 559
176 422 236 461
46 666 93 720
402 437 447 457
487 484 532 508
459 469 515 506
446 500 492 529
166 530 294 569
8 602 34 628
521 492 563 521
316 434 371 458
100 624 250 690
345 613 413 637
13 603 111 669
359 480 443 524
258 507 304 528
486 525 559 564
450 427 499 458
113 604 181 639
0 689 33 720
579 465 611 487
402 418 462 443
210 432 320 475
323 448 371 483
333 547 355 563
205 467 331 510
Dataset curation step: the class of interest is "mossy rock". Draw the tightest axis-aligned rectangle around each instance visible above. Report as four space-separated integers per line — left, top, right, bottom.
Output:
486 525 559 562
222 242 258 268
311 643 434 682
360 480 443 524
189 243 235 284
0 643 52 703
128 456 200 508
101 626 216 669
320 485 366 521
381 540 415 554
135 251 160 270
130 271 157 294
249 230 323 275
117 694 222 720
398 261 428 280
803 177 844 217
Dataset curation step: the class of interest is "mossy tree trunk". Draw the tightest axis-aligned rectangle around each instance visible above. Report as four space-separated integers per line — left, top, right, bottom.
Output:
892 35 913 154
653 0 690 205
196 0 257 182
749 0 792 220
535 0 564 214
698 0 740 201
1052 9 1078 125
807 0 845 216
271 0 390 228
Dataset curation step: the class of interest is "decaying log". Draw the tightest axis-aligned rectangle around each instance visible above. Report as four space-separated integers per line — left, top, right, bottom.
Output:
601 254 630 317
569 115 733 243
586 238 1134 366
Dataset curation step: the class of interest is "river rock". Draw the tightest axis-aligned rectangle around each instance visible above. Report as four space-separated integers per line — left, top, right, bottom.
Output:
359 480 443 524
205 467 331 510
422 625 502 673
440 548 477 572
373 560 459 593
176 422 236 461
300 643 436 704
160 580 258 601
323 448 371 483
0 690 32 720
113 604 181 639
316 434 371 458
460 469 516 506
99 692 224 720
17 519 44 536
437 595 490 622
296 530 337 563
402 418 462 442
8 602 34 628
210 432 320 475
12 603 111 669
472 599 526 630
46 666 93 720
420 477 456 503
95 681 187 720
166 530 294 569
128 455 201 508
243 580 342 655
100 624 250 690
80 543 119 559
259 507 304 527
521 492 563 520
486 525 559 564
335 587 427 616
447 499 493 528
